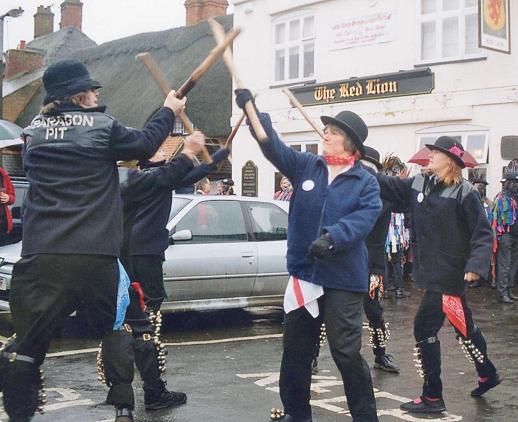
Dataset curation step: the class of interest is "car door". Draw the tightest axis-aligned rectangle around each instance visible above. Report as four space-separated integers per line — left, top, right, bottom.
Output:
245 201 289 296
163 199 258 301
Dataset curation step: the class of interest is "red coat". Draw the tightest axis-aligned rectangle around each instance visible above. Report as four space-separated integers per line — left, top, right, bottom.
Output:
0 168 15 234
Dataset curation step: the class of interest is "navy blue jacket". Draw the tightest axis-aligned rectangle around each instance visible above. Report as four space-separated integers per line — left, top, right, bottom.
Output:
118 153 194 277
130 148 230 259
377 173 493 295
21 103 174 257
251 113 381 292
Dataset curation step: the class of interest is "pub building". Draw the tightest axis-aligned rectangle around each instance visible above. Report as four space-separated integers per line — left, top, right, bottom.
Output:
230 0 518 199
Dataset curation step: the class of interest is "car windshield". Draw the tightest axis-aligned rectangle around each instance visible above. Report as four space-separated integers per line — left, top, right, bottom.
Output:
169 197 191 220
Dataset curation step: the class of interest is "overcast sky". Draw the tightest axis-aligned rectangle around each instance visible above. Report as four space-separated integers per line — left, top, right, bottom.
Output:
1 0 232 51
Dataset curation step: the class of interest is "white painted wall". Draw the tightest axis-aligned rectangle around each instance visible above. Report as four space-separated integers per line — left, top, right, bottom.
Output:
230 0 518 200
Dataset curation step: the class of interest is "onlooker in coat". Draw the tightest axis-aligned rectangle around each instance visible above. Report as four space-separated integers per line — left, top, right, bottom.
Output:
0 166 15 246
273 176 293 201
491 176 518 303
195 177 211 195
377 136 501 415
236 89 381 422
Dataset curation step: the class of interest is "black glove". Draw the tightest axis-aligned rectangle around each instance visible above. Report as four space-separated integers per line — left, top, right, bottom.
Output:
235 88 255 111
308 233 335 261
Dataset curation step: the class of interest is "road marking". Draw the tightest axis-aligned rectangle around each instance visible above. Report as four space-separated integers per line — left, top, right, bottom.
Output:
237 372 463 421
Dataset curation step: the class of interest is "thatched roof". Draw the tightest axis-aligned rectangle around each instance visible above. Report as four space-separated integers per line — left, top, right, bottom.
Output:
18 15 233 138
26 27 97 65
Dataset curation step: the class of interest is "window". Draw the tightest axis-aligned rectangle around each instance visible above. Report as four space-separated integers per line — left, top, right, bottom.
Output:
273 14 315 84
172 118 185 135
174 200 248 243
417 0 484 63
169 197 191 220
289 142 319 154
416 125 489 164
248 202 288 241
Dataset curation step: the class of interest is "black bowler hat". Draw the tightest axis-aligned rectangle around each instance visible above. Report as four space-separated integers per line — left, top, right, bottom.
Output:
362 146 382 170
426 136 466 169
321 110 368 155
43 59 102 105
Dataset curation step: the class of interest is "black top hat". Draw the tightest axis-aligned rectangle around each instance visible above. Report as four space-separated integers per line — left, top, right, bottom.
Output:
43 59 102 105
426 136 466 169
320 110 368 155
362 146 382 170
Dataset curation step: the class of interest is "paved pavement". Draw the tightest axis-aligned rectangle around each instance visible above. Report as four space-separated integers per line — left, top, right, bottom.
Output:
0 282 516 421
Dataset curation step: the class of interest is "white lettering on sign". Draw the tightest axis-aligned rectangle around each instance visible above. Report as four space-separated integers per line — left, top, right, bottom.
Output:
330 12 395 50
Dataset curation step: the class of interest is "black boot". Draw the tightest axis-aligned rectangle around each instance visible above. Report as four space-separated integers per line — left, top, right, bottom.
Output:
471 373 502 397
400 396 446 414
2 358 41 421
145 383 187 410
115 406 134 422
408 337 444 413
508 289 518 300
498 292 514 303
374 354 400 373
369 322 399 373
457 327 498 396
270 408 312 421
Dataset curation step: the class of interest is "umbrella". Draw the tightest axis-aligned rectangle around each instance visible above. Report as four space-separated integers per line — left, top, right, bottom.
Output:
0 120 23 141
408 146 478 168
0 138 23 149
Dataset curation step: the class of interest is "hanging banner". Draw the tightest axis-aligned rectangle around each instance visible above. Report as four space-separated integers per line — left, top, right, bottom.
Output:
479 0 511 54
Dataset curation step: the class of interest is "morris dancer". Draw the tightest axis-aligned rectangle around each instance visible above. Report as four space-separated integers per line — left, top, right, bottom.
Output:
235 89 380 422
377 136 501 414
0 59 185 422
361 146 400 373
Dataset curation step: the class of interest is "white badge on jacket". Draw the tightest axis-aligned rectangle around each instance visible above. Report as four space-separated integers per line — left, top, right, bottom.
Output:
417 192 424 203
302 180 315 191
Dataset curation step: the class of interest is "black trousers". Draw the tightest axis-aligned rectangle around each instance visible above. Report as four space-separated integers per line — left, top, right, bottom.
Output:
414 290 497 398
124 286 164 393
132 255 166 311
280 288 378 421
7 254 135 411
363 289 385 359
496 233 518 295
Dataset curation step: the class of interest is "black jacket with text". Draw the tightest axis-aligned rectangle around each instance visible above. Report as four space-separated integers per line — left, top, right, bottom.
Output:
21 103 174 257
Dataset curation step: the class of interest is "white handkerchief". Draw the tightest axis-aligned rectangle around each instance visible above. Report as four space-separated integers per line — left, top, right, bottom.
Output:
283 275 324 318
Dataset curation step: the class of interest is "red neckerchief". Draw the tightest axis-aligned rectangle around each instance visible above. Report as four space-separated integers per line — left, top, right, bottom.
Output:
324 155 357 166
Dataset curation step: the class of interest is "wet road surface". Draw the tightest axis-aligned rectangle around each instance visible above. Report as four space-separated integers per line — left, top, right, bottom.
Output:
0 281 516 421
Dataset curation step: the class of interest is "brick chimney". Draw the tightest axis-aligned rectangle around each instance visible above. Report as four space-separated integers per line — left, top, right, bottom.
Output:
60 0 83 31
4 49 44 80
34 5 54 38
185 0 228 26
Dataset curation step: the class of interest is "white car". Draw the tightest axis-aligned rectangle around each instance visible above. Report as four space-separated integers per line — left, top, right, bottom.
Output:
0 195 290 313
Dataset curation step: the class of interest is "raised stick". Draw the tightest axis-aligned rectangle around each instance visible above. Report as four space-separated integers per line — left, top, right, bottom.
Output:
282 88 324 139
136 52 211 163
208 18 269 143
175 28 241 99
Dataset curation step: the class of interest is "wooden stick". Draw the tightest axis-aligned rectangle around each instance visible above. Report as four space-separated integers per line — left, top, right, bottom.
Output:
208 18 269 143
282 88 324 139
136 52 212 163
175 28 241 99
224 112 246 149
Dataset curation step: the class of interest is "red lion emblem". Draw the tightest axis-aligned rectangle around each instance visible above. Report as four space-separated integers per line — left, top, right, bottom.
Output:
487 0 502 24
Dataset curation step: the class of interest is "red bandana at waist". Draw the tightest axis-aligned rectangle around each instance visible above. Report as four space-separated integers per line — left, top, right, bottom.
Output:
324 153 359 166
